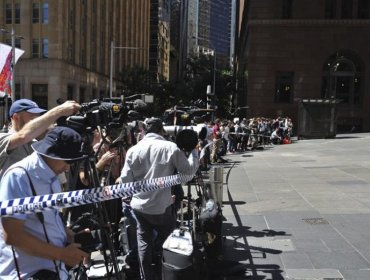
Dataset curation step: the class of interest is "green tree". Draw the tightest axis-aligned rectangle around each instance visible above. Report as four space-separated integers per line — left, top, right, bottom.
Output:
119 67 174 116
118 56 234 118
173 53 234 118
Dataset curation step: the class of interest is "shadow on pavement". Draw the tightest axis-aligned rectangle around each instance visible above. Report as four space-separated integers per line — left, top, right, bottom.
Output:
223 223 290 239
221 162 286 279
222 201 247 206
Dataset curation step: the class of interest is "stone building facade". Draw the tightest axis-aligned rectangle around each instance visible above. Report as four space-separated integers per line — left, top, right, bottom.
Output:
236 0 370 132
0 0 151 109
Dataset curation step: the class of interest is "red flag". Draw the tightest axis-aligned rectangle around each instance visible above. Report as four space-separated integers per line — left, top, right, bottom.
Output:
0 51 12 95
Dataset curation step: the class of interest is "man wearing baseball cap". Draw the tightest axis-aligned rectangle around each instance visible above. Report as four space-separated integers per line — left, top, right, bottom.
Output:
0 126 88 279
0 99 80 179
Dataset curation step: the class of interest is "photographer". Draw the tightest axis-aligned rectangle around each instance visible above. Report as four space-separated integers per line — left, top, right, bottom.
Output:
0 126 89 279
119 118 199 280
0 99 80 180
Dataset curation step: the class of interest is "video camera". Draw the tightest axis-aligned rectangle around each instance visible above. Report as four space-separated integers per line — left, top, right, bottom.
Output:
57 97 147 134
163 106 214 126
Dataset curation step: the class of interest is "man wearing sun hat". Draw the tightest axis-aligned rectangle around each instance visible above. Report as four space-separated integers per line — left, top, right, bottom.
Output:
0 126 88 280
0 99 80 180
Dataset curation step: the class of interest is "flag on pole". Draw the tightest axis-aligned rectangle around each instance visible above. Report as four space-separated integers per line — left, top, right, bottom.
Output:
0 43 25 96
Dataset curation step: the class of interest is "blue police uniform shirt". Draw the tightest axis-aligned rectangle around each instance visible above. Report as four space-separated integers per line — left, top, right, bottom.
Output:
0 152 68 279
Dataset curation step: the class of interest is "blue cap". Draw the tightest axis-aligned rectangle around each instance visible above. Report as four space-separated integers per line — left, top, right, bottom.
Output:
9 99 47 118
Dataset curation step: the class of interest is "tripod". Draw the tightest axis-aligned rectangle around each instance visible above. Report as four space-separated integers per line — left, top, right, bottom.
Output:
68 132 123 280
99 138 126 227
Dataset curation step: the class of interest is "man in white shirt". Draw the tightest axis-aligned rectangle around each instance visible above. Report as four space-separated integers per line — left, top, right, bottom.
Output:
120 118 199 280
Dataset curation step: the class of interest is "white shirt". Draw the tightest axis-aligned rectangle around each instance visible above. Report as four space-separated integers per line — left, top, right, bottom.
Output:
120 133 199 215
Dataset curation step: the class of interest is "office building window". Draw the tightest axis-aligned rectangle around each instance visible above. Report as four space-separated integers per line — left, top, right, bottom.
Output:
282 0 293 19
68 44 74 62
358 0 369 18
99 90 106 98
15 83 21 100
5 38 22 49
32 2 39 23
275 72 294 103
92 89 97 99
32 84 48 109
81 17 86 37
341 0 353 18
32 39 39 58
80 50 86 67
67 85 74 100
92 0 97 13
15 38 21 48
42 2 49 24
79 87 85 103
69 10 75 30
42 38 49 58
100 34 105 73
325 0 337 18
5 4 12 24
15 3 20 24
91 24 96 42
91 53 96 71
321 51 363 105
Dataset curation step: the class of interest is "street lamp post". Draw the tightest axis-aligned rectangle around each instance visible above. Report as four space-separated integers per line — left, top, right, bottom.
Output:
109 41 145 98
212 49 216 97
193 36 216 96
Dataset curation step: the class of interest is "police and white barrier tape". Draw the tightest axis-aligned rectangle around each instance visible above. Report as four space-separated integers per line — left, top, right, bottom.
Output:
0 173 194 217
199 141 213 160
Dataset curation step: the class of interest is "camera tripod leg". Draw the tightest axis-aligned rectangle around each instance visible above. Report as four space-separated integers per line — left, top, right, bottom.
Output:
87 158 123 280
187 182 192 228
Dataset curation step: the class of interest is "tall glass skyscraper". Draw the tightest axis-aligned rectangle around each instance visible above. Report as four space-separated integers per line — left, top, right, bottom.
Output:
198 0 233 66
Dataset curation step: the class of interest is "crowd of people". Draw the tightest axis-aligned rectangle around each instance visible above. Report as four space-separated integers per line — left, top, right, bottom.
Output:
0 98 293 279
0 99 199 280
195 116 293 165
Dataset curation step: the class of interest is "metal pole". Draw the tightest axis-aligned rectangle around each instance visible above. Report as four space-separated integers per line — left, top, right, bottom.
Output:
109 41 114 99
213 50 216 96
11 27 15 102
212 50 216 121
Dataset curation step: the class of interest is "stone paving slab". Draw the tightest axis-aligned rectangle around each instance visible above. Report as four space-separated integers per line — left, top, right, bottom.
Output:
285 268 344 279
218 133 370 279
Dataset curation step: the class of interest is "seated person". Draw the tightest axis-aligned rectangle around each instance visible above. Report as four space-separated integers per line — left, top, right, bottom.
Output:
270 127 282 144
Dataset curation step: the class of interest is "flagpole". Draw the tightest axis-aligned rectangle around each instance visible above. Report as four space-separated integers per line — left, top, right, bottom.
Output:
11 27 15 103
11 0 15 102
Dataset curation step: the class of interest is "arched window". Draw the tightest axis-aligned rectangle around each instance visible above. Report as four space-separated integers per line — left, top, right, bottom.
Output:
321 51 363 105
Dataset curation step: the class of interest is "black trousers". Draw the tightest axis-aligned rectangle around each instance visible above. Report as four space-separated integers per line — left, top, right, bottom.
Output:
134 205 177 280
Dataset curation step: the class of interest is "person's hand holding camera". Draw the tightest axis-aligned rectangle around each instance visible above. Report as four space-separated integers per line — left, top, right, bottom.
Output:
53 100 81 117
96 150 118 171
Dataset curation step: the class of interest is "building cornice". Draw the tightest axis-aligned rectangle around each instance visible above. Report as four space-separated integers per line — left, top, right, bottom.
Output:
249 19 370 27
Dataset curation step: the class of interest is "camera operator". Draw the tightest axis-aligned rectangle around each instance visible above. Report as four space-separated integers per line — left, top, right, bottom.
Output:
119 118 199 280
0 99 80 180
0 126 89 279
94 128 127 226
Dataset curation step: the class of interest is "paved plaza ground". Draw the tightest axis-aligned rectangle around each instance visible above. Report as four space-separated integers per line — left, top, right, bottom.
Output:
220 133 370 280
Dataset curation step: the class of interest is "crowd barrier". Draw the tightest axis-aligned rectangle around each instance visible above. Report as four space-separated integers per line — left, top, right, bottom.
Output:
0 173 194 217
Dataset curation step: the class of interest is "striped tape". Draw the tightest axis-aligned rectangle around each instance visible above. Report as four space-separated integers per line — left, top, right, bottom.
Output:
0 173 194 217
